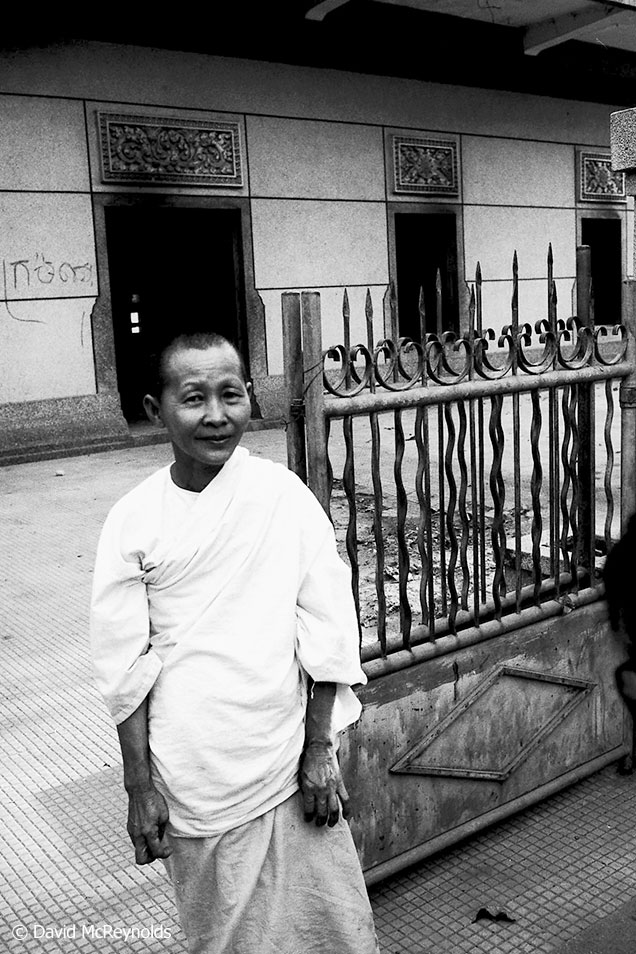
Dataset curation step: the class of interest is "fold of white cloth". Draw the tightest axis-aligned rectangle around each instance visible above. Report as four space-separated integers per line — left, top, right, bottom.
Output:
90 447 367 835
163 792 381 954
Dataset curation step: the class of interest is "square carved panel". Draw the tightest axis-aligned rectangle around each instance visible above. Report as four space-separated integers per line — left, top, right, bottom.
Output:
98 112 243 187
393 136 459 196
579 152 625 202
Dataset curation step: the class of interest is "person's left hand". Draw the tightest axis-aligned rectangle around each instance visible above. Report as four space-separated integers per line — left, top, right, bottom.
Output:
299 742 352 827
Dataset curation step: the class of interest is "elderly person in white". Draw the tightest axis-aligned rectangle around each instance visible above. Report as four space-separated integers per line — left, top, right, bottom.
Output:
90 331 380 954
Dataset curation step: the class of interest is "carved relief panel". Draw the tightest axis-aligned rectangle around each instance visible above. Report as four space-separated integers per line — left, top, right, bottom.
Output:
98 112 243 187
578 151 626 203
392 135 460 197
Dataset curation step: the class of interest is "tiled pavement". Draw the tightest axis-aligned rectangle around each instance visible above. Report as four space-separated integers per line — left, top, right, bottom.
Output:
2 431 636 954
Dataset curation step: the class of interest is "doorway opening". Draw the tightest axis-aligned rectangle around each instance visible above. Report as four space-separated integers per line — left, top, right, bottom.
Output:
580 217 623 326
105 205 248 422
393 212 460 339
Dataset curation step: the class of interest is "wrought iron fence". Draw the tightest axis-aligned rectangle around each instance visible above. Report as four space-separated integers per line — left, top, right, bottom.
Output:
283 247 634 665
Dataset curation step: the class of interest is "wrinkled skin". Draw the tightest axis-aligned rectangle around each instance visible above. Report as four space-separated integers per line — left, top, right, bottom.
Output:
125 783 172 866
299 741 352 828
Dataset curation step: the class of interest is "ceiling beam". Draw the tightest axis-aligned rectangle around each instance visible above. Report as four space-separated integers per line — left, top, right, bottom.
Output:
524 6 626 56
305 0 351 20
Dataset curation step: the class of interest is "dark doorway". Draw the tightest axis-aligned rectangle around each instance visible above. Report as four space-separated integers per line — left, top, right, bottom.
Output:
394 212 459 339
581 217 622 326
105 205 247 421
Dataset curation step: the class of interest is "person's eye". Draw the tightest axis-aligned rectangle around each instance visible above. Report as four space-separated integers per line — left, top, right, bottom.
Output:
224 390 243 401
184 394 203 404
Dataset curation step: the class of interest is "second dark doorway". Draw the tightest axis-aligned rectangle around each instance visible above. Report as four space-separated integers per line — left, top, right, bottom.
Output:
580 217 623 326
394 212 460 340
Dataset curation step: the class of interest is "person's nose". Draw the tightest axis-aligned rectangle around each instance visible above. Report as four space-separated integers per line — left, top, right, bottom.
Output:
201 396 228 425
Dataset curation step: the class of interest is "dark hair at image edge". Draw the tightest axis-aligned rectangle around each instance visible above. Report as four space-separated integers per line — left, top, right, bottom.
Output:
148 332 249 397
604 511 636 643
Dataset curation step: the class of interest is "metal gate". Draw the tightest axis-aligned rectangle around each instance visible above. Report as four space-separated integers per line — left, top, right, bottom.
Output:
282 246 636 885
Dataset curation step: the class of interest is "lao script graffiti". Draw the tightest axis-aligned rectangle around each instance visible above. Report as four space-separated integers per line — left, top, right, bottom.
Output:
8 252 95 294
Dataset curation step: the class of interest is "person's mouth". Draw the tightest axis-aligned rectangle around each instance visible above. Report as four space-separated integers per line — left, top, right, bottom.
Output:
196 434 232 444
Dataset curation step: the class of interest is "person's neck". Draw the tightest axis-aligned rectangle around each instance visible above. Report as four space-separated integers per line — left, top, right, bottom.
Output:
170 460 221 493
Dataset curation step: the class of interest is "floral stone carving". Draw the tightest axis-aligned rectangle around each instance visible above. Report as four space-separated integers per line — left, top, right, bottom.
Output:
393 136 459 196
98 112 243 187
579 152 625 202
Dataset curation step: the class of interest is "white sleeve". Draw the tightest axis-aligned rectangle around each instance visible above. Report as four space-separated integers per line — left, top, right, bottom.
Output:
295 520 367 737
89 505 162 725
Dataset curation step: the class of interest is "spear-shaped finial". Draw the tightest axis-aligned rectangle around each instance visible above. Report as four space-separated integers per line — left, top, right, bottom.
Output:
511 250 519 331
475 262 482 334
365 287 374 351
418 285 426 343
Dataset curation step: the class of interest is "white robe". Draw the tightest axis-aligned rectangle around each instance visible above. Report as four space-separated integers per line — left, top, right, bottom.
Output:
89 446 367 837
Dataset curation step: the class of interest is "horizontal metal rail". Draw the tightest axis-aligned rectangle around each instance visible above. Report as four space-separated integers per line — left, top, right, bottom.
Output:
362 584 603 680
324 362 632 418
360 568 588 664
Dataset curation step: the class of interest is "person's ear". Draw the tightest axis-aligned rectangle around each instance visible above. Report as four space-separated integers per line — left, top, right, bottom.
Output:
143 394 163 426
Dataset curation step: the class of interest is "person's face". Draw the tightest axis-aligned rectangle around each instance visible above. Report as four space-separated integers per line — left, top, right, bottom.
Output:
144 344 252 488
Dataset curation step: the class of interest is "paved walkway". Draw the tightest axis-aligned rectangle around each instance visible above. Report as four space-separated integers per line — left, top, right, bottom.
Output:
1 431 636 954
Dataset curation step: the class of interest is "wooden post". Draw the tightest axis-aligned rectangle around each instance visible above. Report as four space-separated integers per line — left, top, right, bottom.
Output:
576 245 595 575
301 291 331 516
282 292 307 484
620 279 636 534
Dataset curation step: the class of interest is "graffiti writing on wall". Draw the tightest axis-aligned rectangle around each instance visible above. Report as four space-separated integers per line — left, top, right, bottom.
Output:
7 252 95 293
1 254 97 325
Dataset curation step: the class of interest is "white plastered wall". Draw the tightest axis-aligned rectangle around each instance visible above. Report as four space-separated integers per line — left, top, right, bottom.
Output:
247 117 389 374
461 136 577 331
0 95 97 403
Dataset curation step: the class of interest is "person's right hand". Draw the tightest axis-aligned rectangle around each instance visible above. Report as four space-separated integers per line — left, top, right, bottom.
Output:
126 784 173 865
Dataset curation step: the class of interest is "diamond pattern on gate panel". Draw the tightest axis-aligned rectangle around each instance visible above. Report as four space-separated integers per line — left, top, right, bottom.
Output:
390 665 596 780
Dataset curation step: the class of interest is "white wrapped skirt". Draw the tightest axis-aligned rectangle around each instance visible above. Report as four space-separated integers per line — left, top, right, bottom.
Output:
163 793 380 954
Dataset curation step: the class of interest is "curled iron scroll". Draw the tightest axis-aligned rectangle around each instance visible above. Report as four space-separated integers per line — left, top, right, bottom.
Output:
474 327 515 379
516 320 558 374
555 316 594 369
322 321 629 397
323 343 374 397
593 323 628 365
373 337 425 390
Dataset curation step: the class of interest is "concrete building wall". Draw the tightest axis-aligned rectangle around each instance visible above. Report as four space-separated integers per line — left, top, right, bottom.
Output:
0 96 98 417
0 40 629 455
0 41 616 140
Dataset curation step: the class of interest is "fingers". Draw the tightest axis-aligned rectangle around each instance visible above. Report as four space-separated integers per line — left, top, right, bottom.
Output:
302 786 330 823
327 789 340 828
130 827 173 865
145 827 173 862
127 789 173 865
299 746 355 828
302 786 317 823
300 774 351 827
302 787 352 827
303 789 332 826
302 774 335 826
336 776 353 822
316 794 329 827
300 756 336 826
132 835 153 866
